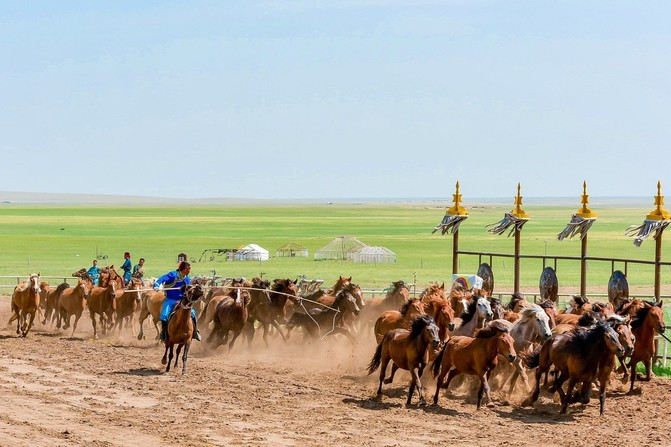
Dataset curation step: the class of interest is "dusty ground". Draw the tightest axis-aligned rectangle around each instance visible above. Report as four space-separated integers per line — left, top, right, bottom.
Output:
1 299 670 447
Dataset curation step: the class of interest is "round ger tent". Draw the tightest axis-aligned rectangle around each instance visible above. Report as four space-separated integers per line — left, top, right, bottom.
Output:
276 243 309 258
233 244 269 261
352 246 397 264
314 236 367 261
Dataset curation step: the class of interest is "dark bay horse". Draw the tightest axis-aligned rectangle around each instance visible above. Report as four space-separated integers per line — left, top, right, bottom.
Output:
432 320 516 409
244 278 298 347
9 273 41 337
627 300 666 393
206 286 252 351
523 321 625 414
367 315 440 406
162 284 205 374
285 285 361 342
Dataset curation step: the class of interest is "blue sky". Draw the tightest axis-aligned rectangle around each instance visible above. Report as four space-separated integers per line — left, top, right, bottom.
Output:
1 1 670 199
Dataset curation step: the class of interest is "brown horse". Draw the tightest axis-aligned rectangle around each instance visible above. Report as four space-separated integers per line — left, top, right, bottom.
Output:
448 284 470 317
244 278 298 347
113 277 143 336
206 287 252 351
138 290 165 341
523 321 625 414
42 283 68 327
432 320 516 409
367 315 440 406
538 299 558 328
373 299 426 344
87 281 118 338
358 280 410 333
285 285 361 343
506 293 530 313
56 280 91 336
99 265 124 289
560 295 592 315
38 281 50 323
627 300 666 393
9 273 41 337
162 284 205 374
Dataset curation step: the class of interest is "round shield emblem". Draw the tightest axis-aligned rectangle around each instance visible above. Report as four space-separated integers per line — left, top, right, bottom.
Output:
608 270 629 309
477 263 494 296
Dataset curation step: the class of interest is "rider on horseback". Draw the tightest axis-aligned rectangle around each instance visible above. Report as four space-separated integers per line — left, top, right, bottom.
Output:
154 261 202 342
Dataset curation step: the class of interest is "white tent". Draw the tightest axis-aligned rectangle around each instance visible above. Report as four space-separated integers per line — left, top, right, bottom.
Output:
233 244 269 261
352 246 397 263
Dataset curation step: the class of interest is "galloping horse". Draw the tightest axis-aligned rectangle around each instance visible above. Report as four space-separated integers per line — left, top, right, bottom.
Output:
99 266 124 289
373 299 425 344
206 287 252 351
9 273 41 337
285 285 361 343
87 281 117 338
432 320 516 409
137 289 165 341
627 300 666 393
56 280 90 336
113 277 144 336
244 278 298 347
197 279 248 336
162 284 205 374
42 283 69 327
358 280 410 333
523 321 625 415
449 296 493 337
367 315 440 406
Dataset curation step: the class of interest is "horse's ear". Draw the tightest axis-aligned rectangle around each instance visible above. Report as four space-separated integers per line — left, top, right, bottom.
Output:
292 279 297 284
347 276 352 281
657 300 663 308
440 282 445 289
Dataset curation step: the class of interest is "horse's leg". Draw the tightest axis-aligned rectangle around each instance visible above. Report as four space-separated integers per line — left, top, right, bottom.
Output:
482 370 495 408
643 357 653 381
271 319 287 342
90 311 98 339
71 312 82 336
598 378 607 415
628 359 638 394
407 367 419 406
181 342 190 375
161 344 169 365
25 311 36 337
137 309 148 340
175 344 183 368
414 365 427 406
262 323 270 347
561 378 576 414
522 367 543 407
166 345 174 372
377 354 391 396
228 330 241 351
433 366 452 405
384 363 399 384
243 321 255 349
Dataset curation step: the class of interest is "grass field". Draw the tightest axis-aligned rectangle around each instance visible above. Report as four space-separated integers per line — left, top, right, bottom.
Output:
0 201 669 299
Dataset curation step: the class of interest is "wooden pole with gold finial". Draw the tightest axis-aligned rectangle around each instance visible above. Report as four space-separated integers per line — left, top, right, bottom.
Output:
577 181 598 296
448 181 469 274
511 183 530 294
648 181 670 299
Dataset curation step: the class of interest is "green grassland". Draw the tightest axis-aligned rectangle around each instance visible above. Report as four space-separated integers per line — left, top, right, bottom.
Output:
0 202 669 298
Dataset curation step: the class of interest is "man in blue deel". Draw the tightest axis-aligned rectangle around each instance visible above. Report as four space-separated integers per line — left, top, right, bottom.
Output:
120 252 132 285
154 261 201 342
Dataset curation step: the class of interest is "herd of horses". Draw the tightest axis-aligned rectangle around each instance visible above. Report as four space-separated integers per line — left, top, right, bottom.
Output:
5 268 667 416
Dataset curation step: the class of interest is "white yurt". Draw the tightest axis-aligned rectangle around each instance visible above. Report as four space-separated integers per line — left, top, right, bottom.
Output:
234 244 269 261
352 246 397 263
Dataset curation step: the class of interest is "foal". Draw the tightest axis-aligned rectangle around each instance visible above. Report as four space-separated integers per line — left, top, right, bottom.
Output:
367 315 440 406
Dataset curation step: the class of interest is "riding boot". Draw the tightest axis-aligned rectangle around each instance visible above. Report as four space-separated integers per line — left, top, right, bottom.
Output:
160 321 168 341
191 315 202 341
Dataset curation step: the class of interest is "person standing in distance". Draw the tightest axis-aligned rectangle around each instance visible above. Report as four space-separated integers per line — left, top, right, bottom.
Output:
132 258 145 278
120 252 132 285
153 261 201 342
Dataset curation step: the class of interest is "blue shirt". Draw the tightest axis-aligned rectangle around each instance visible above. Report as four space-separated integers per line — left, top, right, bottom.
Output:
87 266 100 286
154 270 191 301
121 258 132 281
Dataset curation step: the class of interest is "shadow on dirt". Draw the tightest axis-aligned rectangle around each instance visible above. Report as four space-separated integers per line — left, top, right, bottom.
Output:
112 368 163 376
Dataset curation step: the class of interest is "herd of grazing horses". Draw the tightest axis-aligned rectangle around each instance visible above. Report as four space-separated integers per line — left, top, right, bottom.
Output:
5 270 667 415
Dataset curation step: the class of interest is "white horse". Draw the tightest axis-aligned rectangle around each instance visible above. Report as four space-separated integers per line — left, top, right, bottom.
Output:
449 296 493 337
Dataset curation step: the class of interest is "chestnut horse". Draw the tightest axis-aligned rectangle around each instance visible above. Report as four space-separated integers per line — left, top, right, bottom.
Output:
358 280 410 333
627 300 666 393
432 320 516 409
9 273 41 337
373 299 426 344
87 281 118 338
138 289 165 341
523 321 625 414
367 315 440 406
206 287 252 351
162 284 205 374
56 280 91 336
113 277 143 336
42 283 69 327
198 278 248 336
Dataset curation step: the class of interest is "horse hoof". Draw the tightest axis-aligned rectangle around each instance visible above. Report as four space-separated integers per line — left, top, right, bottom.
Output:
419 400 427 407
486 402 496 408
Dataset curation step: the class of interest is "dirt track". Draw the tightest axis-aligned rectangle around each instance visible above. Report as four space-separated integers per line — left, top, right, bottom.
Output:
1 299 670 447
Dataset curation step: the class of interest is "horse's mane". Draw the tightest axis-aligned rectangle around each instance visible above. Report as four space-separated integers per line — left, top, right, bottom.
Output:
460 298 478 324
538 300 554 310
506 293 524 310
572 295 589 306
410 315 434 338
475 319 509 338
419 283 443 301
630 304 653 330
615 298 635 314
577 311 599 326
252 277 270 289
400 299 415 317
520 304 546 321
564 321 611 358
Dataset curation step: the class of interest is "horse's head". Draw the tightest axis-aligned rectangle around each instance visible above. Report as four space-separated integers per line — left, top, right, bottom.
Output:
538 300 557 328
611 320 635 356
72 268 87 279
650 301 666 334
437 301 456 332
488 297 505 320
601 322 626 357
521 304 552 340
400 299 425 319
475 296 493 321
183 284 206 305
28 273 41 293
334 288 360 315
77 279 90 298
127 277 143 302
411 315 440 348
498 332 517 363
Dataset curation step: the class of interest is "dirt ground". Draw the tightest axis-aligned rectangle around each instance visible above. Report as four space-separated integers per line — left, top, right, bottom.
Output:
1 299 671 447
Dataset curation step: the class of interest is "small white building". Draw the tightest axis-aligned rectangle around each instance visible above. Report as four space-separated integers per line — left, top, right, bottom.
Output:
352 246 397 264
233 244 269 261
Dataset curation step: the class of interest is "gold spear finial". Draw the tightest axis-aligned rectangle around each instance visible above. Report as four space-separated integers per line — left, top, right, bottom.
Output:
511 182 530 218
446 181 468 216
577 180 598 218
646 180 671 221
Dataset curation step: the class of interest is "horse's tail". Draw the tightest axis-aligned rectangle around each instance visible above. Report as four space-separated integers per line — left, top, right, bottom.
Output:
366 340 384 375
521 345 542 369
431 343 446 378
